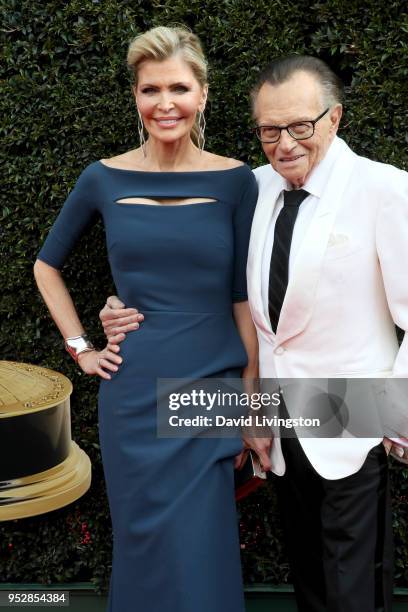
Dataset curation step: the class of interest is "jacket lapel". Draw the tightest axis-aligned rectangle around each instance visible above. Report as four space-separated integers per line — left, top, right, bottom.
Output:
248 166 285 337
276 139 358 345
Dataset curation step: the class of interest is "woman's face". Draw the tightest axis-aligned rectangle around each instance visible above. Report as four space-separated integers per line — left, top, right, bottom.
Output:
134 55 207 145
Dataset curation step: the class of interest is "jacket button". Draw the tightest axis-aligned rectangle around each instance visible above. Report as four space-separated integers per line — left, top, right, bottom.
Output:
274 346 285 355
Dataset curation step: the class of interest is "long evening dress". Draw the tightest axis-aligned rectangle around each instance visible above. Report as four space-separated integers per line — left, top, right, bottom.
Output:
37 160 258 612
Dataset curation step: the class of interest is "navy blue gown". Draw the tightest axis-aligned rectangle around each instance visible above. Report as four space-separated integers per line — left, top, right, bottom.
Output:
37 160 258 612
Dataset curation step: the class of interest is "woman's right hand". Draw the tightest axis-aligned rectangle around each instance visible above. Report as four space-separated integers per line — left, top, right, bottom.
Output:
77 344 123 380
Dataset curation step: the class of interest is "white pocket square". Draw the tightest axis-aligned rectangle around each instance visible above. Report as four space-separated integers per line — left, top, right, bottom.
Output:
327 233 349 247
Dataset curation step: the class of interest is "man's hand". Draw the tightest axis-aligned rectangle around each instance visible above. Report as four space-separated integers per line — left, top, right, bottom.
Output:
99 295 144 345
383 436 408 462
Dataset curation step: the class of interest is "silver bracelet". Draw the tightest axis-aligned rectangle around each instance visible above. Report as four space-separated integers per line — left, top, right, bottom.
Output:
65 334 95 362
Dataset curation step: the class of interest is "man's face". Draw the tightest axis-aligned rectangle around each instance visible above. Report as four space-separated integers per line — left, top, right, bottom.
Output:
253 71 342 187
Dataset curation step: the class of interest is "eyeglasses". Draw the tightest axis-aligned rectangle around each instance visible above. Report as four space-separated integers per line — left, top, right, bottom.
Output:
253 108 330 143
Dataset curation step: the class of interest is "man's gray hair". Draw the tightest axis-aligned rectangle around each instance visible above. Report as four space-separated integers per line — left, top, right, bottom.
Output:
251 55 344 109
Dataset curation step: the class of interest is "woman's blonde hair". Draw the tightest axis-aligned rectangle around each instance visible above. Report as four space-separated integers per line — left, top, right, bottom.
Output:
127 26 208 146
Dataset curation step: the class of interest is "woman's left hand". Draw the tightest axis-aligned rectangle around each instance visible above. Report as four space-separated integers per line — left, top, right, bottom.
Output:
234 436 273 472
235 364 273 471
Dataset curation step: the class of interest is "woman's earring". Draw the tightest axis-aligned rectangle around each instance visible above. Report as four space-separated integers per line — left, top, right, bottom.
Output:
137 108 147 157
198 110 206 153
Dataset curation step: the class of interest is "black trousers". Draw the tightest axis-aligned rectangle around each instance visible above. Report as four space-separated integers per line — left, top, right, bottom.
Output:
272 437 394 612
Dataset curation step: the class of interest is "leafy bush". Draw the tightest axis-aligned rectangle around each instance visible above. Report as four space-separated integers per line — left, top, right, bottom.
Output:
1 0 407 590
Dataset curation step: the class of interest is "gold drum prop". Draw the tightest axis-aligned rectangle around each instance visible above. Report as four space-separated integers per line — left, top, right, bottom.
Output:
0 361 91 520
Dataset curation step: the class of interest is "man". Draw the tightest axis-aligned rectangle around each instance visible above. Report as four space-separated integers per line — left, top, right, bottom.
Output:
245 55 407 612
98 56 407 611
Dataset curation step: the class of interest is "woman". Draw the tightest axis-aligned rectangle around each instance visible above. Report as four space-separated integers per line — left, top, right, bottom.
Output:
34 26 260 612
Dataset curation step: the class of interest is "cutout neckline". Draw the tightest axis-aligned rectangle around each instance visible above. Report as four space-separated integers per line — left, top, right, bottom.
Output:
115 197 218 207
98 160 246 174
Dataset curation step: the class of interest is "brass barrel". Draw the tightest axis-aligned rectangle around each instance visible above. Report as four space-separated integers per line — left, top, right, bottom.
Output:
0 361 92 520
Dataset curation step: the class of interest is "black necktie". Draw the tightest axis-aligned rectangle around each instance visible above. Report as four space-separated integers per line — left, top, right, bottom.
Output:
268 189 309 333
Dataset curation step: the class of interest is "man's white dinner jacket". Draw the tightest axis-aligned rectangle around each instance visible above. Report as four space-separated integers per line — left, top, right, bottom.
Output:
247 136 408 479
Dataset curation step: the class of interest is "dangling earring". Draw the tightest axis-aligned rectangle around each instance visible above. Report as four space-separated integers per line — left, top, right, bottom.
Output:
198 110 206 153
137 108 147 158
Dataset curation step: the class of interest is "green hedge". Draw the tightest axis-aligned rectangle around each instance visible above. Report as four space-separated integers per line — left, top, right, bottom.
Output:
1 0 407 592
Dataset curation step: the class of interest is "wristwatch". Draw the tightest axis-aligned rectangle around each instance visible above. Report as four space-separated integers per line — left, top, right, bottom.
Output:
65 334 95 362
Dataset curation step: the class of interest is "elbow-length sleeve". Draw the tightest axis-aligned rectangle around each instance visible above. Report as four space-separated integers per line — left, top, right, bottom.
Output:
231 167 258 302
36 163 100 270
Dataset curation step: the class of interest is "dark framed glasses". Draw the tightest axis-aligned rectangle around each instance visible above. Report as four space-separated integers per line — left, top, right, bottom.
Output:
253 108 330 143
